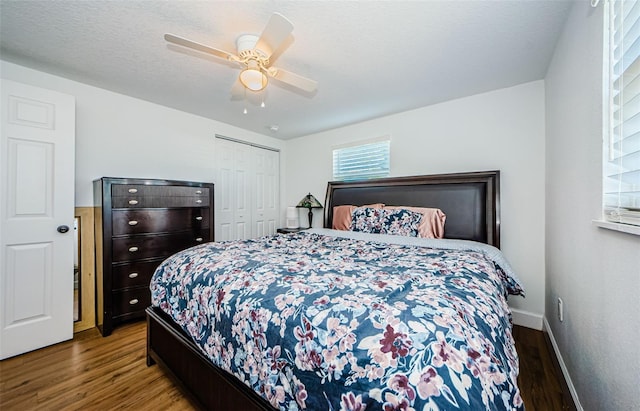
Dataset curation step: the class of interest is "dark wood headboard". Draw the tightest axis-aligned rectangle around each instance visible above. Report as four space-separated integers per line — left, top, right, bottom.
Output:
323 170 500 248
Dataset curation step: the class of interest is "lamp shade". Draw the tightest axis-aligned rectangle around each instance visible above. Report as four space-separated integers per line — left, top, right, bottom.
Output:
286 206 299 229
296 193 323 228
239 60 268 91
296 193 323 209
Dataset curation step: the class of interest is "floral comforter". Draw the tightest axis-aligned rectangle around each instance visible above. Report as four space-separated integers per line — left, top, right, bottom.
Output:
151 230 525 411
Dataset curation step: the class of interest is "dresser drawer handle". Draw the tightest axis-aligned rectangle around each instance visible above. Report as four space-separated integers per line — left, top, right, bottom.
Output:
196 237 203 242
129 299 139 305
195 216 203 221
195 199 202 204
128 220 138 226
195 190 203 194
128 246 139 252
128 199 139 205
128 188 138 193
128 272 138 279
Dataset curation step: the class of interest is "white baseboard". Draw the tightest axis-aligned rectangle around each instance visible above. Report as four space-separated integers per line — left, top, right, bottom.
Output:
543 317 583 411
511 308 543 330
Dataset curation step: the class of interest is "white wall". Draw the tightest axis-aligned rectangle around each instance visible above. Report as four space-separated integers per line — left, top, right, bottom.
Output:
545 3 640 410
0 60 284 207
285 81 546 325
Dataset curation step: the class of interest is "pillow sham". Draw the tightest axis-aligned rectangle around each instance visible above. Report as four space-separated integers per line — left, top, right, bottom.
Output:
332 203 385 230
350 207 423 237
384 206 446 238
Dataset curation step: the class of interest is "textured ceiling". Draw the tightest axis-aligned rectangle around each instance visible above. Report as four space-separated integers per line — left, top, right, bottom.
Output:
0 1 573 140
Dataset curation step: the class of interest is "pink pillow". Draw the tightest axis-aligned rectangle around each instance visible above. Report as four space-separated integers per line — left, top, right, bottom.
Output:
332 203 384 230
384 206 446 238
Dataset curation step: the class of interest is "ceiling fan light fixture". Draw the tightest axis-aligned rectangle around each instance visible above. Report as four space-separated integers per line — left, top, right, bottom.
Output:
239 60 268 91
165 13 316 94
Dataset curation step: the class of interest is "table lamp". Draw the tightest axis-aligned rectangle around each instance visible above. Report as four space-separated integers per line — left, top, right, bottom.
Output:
296 193 323 228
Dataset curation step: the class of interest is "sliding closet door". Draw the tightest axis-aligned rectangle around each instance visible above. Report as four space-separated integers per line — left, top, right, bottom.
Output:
216 139 251 241
216 139 234 241
215 138 279 241
253 148 279 237
232 143 253 240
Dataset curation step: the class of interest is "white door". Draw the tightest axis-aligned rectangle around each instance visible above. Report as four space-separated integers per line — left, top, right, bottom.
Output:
215 139 253 241
0 80 75 359
253 148 279 237
234 143 253 240
215 138 280 241
215 139 235 241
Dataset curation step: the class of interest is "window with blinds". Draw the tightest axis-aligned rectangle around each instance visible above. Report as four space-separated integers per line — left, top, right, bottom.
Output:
332 139 390 181
604 0 640 226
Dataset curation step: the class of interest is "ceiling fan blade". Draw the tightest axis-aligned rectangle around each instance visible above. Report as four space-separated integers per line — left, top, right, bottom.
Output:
269 67 317 93
164 33 237 61
254 13 294 59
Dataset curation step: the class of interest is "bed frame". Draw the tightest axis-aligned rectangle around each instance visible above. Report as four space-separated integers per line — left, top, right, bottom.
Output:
146 170 500 410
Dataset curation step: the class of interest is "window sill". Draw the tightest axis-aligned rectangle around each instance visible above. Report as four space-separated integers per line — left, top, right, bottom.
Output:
592 220 640 236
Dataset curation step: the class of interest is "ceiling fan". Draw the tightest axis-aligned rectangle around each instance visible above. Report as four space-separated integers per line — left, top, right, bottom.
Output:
164 13 317 94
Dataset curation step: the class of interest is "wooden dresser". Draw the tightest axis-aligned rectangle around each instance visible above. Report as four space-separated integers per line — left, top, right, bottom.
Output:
94 177 214 336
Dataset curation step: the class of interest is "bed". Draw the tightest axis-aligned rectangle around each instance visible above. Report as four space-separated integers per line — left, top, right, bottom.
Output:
146 170 525 410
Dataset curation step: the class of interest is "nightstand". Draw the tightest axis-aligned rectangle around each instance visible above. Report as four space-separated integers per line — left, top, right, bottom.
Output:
277 227 307 234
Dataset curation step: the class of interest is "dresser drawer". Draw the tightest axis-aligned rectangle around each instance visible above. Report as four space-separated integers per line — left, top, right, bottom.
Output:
112 259 163 290
112 196 209 208
112 208 210 236
112 185 209 197
112 230 210 263
112 185 209 208
112 287 151 318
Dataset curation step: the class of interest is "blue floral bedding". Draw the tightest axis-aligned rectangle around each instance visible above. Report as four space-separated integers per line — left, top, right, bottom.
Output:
151 230 525 411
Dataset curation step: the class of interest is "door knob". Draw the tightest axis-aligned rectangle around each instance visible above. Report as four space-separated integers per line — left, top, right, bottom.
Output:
57 225 70 233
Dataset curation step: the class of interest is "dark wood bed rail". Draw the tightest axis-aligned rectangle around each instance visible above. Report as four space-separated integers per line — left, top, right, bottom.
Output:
146 307 273 410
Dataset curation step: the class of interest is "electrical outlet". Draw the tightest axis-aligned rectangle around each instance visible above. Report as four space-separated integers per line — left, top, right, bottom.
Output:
557 297 564 322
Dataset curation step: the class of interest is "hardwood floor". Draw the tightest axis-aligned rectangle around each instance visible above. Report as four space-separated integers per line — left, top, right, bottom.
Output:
0 322 196 410
514 326 576 411
0 323 574 410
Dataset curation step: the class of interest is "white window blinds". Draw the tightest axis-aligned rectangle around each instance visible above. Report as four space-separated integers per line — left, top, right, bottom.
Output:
604 0 640 226
332 139 390 181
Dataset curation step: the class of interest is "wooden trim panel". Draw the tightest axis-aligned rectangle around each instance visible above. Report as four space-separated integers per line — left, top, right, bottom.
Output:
73 207 95 333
